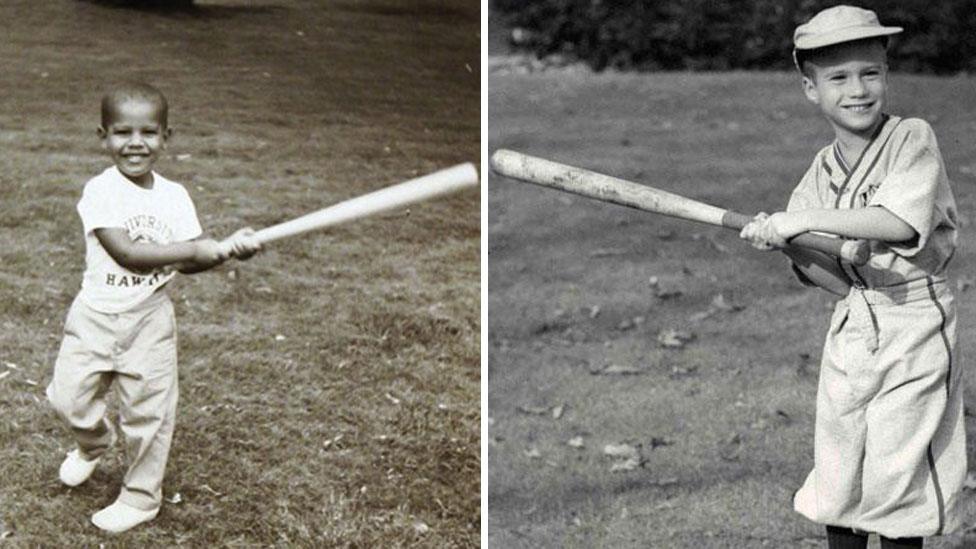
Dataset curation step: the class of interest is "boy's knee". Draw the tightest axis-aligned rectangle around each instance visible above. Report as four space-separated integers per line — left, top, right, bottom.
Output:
47 383 97 426
48 391 81 423
46 382 70 417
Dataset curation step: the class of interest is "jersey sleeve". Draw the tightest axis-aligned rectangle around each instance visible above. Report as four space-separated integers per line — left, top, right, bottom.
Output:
785 155 828 287
76 177 123 235
786 153 826 212
868 120 946 256
171 185 203 242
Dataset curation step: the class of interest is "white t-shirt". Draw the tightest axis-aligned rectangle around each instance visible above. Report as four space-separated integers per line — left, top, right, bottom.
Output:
76 166 203 313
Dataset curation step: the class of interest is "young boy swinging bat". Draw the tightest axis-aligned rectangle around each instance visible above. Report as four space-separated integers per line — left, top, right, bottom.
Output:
489 6 964 548
47 81 477 534
740 6 964 548
46 82 261 534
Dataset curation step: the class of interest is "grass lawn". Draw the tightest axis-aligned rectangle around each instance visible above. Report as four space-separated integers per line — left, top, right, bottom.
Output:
0 0 479 546
486 61 976 548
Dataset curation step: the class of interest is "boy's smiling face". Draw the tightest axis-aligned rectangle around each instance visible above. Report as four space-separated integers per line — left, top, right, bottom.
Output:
801 39 889 140
98 98 171 187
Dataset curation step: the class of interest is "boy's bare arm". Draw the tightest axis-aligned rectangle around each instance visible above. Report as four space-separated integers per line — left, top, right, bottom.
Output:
173 245 225 274
94 228 227 273
769 206 915 243
741 213 853 296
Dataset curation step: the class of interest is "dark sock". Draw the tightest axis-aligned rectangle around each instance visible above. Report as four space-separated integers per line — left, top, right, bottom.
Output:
880 536 923 549
826 525 868 549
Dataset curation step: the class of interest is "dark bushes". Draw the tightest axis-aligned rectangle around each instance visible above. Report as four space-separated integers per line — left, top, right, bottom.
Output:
493 0 976 73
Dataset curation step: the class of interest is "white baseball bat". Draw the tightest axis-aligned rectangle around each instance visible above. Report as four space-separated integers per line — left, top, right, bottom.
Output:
491 149 869 265
220 163 478 254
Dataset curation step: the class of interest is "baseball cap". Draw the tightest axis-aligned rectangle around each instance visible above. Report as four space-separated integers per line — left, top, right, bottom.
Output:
794 5 902 51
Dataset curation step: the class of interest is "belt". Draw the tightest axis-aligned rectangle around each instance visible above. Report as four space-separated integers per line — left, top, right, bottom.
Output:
836 277 947 355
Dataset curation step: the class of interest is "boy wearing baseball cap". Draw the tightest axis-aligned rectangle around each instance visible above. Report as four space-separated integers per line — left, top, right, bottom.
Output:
740 6 965 548
46 81 260 533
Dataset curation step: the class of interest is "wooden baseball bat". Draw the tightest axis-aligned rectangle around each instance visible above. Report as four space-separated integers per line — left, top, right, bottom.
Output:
490 149 869 266
220 163 478 253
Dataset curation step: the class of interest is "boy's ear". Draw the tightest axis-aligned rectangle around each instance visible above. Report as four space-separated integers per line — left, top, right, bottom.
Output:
96 126 107 138
801 76 819 105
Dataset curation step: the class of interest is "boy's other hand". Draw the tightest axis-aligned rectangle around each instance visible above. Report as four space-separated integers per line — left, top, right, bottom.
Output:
223 228 262 260
739 212 786 251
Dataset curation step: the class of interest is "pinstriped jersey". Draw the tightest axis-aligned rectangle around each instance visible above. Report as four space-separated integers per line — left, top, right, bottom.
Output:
787 115 957 288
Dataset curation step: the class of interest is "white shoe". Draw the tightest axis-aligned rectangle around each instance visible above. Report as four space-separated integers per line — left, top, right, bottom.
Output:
58 421 117 487
59 449 101 487
91 501 159 533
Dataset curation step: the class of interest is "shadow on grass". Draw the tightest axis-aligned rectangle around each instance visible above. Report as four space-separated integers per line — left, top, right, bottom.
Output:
76 0 284 19
331 0 477 20
489 471 690 525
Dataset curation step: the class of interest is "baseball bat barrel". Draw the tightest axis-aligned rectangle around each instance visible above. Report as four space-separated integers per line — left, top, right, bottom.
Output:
490 149 868 266
251 163 478 245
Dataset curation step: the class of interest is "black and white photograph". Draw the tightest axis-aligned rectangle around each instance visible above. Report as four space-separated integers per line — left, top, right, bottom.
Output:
486 1 976 547
0 0 479 545
6 0 976 547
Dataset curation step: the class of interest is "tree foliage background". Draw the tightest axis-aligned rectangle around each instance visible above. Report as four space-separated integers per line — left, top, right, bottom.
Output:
492 0 976 73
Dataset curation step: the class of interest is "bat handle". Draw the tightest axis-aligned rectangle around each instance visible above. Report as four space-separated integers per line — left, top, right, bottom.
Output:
791 233 869 266
723 211 869 266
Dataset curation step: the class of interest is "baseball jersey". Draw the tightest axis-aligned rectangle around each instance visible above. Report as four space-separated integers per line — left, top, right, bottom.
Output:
788 115 966 536
787 115 957 287
76 166 202 313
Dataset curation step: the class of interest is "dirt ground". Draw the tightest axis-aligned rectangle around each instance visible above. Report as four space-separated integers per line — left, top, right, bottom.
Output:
485 58 976 547
0 0 479 546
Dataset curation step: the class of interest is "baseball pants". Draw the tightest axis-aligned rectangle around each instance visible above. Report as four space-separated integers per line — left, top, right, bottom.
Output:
793 278 966 538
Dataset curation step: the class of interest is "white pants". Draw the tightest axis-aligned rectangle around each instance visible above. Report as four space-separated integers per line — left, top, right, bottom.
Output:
47 291 178 511
794 278 966 538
